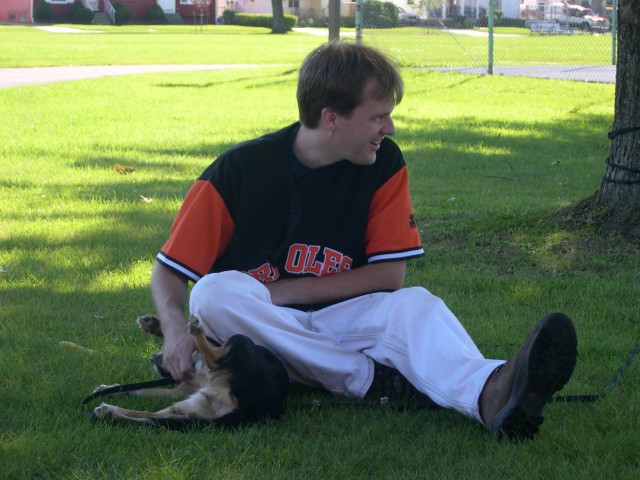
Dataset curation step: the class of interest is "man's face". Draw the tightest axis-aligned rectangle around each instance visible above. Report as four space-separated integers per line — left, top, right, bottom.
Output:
331 81 396 166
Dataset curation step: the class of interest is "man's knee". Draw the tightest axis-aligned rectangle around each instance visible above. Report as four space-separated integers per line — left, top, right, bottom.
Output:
190 270 270 314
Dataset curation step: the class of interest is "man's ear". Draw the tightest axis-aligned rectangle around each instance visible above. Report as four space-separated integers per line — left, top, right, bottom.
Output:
320 108 338 129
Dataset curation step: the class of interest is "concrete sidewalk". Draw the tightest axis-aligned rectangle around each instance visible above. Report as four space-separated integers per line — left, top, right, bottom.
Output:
0 64 266 89
431 64 616 84
0 63 616 89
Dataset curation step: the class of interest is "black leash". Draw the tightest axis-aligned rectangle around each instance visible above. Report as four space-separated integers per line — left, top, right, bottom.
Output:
603 125 640 185
82 377 176 405
554 336 640 403
607 125 640 140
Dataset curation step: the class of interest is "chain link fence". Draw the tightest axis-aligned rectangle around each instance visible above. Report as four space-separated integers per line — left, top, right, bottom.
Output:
356 1 617 74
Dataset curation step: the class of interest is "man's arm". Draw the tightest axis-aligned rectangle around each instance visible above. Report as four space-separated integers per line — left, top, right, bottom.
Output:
150 261 195 380
264 260 406 306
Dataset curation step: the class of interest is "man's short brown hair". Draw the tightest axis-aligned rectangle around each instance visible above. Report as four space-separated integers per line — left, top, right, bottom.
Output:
297 41 404 128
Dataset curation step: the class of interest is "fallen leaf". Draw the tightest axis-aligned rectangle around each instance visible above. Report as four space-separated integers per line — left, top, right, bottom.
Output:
115 163 135 174
60 341 98 355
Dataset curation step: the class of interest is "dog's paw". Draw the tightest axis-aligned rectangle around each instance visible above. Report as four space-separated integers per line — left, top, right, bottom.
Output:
137 314 163 337
93 403 115 419
188 314 203 335
93 384 121 394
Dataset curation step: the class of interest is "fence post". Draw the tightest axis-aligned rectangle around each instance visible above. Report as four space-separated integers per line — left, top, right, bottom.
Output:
355 0 362 45
487 0 494 74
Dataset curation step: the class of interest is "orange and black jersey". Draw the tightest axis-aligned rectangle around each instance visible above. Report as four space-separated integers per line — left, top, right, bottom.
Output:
158 122 424 289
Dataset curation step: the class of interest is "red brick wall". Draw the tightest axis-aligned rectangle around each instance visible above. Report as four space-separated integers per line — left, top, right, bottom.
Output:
1 0 32 22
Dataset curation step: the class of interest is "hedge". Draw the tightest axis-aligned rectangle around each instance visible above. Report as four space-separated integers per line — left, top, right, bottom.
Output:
33 0 52 23
230 13 298 30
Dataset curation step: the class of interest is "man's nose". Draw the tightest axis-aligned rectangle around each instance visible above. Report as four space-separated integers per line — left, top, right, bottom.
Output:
382 117 396 136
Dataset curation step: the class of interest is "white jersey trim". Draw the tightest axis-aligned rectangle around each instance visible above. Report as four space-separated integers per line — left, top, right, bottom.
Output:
156 252 202 283
368 247 424 264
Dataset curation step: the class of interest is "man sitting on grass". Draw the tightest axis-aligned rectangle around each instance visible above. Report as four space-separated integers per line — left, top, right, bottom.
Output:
149 41 578 440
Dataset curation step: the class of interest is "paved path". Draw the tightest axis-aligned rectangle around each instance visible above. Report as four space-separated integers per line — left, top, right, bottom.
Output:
431 64 616 84
0 64 266 89
0 63 616 89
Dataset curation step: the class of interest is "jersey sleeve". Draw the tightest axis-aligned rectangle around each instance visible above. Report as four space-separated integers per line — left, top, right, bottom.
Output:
365 165 424 263
157 179 234 282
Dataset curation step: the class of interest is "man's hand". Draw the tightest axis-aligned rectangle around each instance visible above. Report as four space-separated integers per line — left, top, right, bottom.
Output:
150 261 194 381
161 324 196 381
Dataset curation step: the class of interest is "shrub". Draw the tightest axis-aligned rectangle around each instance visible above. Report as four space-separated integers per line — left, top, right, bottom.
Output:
222 9 235 25
147 4 168 24
462 18 476 29
477 15 526 28
363 0 399 29
69 1 82 20
341 16 356 28
33 0 52 23
498 17 526 28
114 4 133 25
230 13 297 30
73 7 94 24
70 1 94 24
449 14 467 28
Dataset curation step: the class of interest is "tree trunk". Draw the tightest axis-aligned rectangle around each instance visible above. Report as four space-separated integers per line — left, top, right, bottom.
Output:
594 0 640 234
328 0 340 42
271 0 286 34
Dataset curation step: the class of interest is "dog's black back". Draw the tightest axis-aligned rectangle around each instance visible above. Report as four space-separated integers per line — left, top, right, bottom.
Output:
218 335 289 424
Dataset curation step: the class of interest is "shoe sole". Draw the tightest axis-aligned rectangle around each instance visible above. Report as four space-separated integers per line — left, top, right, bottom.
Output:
490 312 578 440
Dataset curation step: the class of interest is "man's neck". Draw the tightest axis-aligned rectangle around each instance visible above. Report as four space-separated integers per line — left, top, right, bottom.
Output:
293 124 341 169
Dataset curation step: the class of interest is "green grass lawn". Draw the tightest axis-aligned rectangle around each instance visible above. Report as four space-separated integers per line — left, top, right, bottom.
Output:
0 25 325 67
1 26 639 479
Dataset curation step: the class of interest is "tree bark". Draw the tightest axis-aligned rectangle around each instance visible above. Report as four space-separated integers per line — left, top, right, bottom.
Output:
271 0 287 34
594 0 640 234
328 0 340 42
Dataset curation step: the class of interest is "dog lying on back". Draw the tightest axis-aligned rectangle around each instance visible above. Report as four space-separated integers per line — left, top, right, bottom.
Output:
91 314 289 429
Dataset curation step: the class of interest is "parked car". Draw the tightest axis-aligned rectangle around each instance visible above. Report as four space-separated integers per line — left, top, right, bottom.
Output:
397 7 420 26
547 3 610 31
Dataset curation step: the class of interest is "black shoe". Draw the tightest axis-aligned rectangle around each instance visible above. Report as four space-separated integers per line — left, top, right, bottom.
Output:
479 312 578 440
366 361 440 409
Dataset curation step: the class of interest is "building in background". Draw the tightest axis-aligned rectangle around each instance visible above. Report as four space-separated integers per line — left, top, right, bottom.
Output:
0 0 33 23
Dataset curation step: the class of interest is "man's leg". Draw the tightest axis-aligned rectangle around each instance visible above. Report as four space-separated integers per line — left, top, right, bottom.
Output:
313 287 577 439
310 287 504 421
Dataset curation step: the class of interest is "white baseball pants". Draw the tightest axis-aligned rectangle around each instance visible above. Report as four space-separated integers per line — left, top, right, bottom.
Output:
189 270 504 422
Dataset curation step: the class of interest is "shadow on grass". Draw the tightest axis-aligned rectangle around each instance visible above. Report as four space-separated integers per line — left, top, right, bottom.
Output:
154 68 298 89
